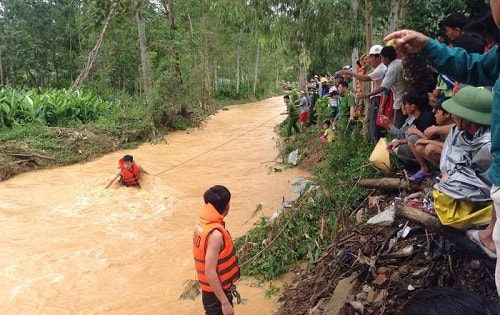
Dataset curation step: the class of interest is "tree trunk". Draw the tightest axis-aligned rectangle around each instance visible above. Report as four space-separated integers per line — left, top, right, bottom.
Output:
276 62 280 91
71 0 122 90
398 0 408 26
214 63 218 92
202 15 210 97
136 10 152 98
162 0 182 80
236 32 241 95
298 42 311 109
253 42 260 97
299 41 308 93
0 46 4 85
351 0 359 10
388 0 400 33
364 0 372 50
187 13 197 68
358 178 410 191
351 47 359 87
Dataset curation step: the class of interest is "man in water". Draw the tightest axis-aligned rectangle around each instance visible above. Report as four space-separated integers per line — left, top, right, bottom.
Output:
193 185 240 315
104 154 147 189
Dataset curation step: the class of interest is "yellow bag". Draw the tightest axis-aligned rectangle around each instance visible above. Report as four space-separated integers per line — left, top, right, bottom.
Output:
369 138 391 173
433 189 493 230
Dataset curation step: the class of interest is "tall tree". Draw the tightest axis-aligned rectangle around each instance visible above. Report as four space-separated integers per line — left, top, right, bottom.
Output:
388 0 401 33
135 5 152 97
0 47 4 86
159 0 182 80
71 0 122 90
365 0 373 49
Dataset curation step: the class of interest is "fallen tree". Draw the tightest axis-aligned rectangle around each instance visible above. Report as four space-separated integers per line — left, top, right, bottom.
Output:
393 197 495 266
358 177 431 192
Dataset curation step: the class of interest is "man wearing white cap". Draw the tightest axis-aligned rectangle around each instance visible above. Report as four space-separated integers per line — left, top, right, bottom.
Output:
343 44 387 142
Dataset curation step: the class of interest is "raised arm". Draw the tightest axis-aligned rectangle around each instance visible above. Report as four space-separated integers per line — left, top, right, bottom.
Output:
385 30 499 87
342 69 373 82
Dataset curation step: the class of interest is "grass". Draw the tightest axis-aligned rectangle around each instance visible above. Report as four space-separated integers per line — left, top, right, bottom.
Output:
234 121 383 282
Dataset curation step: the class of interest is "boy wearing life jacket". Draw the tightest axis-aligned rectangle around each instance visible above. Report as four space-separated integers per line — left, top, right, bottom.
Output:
104 155 147 189
193 185 240 315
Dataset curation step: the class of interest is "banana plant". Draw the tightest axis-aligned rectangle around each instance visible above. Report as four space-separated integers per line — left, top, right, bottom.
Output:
0 87 117 127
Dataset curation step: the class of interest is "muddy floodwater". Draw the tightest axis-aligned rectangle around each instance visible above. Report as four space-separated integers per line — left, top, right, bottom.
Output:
0 97 309 314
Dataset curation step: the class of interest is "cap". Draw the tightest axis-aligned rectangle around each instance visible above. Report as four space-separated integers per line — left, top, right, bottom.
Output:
369 44 383 55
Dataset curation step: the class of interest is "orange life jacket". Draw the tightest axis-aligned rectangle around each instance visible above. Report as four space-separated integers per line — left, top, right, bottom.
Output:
193 203 240 292
118 158 141 186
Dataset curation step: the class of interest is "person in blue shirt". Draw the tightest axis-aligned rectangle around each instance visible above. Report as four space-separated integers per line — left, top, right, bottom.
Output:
385 2 500 296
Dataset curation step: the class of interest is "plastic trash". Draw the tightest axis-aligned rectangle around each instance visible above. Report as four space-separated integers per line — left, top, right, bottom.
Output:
288 149 299 165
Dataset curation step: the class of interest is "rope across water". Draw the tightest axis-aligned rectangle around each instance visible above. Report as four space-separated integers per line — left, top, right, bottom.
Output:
154 113 282 177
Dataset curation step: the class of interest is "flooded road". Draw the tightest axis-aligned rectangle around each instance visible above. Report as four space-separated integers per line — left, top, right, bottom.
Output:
0 97 309 314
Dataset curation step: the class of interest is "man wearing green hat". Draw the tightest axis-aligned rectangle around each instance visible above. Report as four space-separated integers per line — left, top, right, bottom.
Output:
433 86 494 236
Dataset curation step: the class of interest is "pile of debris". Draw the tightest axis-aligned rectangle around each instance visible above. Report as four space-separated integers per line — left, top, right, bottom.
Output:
276 191 498 315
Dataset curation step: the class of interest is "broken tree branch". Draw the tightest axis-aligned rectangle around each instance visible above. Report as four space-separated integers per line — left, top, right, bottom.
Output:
358 178 408 191
359 177 430 192
8 153 55 160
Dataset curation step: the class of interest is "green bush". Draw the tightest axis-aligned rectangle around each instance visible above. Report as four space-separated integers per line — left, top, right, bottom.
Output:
168 115 190 130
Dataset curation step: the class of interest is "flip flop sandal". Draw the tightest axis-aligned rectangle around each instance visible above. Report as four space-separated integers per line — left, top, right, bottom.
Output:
409 171 433 182
466 229 497 259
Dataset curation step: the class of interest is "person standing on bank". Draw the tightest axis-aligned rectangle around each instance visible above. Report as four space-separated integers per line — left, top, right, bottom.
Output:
298 90 310 132
342 45 387 142
193 185 240 315
281 94 300 137
379 45 405 128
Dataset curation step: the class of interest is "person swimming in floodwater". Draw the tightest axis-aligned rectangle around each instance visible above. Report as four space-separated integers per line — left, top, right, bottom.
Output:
104 155 148 189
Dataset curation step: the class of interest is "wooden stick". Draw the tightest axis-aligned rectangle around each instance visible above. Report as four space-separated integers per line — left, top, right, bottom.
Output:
358 178 409 191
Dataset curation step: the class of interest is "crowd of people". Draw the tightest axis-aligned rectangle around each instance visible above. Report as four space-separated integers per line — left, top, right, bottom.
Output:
384 8 500 303
282 43 406 143
385 9 500 308
282 72 362 140
279 6 500 311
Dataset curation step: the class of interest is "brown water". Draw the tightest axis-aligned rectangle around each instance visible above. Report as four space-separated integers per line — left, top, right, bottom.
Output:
0 97 308 314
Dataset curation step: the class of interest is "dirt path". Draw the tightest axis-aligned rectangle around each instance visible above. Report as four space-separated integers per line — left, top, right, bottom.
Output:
0 97 309 314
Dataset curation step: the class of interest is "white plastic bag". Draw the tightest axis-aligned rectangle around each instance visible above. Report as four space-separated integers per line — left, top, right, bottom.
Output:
288 149 299 165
